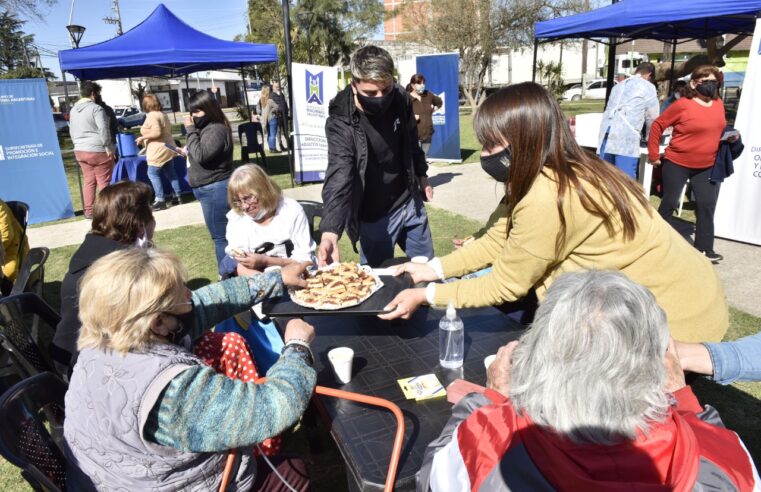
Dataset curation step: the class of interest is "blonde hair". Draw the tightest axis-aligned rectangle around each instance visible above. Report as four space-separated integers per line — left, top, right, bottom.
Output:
227 164 282 214
77 248 187 354
142 93 162 112
260 86 271 109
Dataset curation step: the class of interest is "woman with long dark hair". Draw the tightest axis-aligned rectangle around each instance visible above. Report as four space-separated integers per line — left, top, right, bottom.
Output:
381 82 728 343
649 65 732 264
406 73 442 157
184 90 234 264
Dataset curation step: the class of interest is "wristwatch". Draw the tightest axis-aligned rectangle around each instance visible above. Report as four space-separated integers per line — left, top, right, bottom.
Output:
283 340 314 366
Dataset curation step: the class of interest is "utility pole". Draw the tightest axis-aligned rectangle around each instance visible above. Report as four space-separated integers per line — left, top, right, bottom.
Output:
103 0 123 35
104 0 135 106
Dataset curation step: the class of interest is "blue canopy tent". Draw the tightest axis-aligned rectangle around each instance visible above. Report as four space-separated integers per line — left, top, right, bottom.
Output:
533 0 761 100
59 4 277 79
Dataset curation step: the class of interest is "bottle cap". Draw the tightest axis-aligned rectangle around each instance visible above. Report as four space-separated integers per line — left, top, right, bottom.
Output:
446 303 456 320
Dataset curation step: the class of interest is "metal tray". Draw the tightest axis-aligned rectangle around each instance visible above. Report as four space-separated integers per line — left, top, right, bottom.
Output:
262 274 412 317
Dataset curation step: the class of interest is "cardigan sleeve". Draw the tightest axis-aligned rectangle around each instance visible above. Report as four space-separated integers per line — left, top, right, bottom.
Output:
433 177 589 308
145 348 316 452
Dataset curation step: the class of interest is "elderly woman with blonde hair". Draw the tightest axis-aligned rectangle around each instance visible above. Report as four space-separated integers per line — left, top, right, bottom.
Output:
224 164 315 277
64 247 316 491
418 271 759 491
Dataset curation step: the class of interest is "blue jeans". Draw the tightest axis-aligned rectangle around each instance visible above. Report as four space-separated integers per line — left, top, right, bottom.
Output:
599 130 639 179
267 117 278 152
359 196 434 267
192 178 230 265
147 162 182 201
705 332 761 385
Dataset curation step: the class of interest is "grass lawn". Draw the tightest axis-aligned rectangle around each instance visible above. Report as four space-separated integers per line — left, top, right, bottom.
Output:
7 100 758 488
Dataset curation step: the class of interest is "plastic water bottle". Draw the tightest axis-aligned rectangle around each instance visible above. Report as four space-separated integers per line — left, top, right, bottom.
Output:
439 303 464 369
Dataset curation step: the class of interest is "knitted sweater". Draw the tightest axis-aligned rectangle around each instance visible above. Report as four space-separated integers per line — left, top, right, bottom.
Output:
140 111 176 166
144 273 316 451
433 170 728 342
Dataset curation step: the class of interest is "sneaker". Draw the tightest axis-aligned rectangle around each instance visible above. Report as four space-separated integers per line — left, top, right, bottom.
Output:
171 195 181 206
701 250 723 264
152 200 167 211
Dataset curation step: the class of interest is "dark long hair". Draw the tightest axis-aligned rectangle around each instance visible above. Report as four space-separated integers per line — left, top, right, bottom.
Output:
473 82 650 254
188 90 232 132
406 73 425 92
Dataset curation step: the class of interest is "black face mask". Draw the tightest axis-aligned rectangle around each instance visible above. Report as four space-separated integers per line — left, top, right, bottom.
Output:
192 115 209 129
356 88 395 116
695 80 718 99
480 148 511 183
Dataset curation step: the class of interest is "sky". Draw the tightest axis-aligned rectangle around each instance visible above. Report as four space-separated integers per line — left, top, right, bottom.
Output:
25 0 250 79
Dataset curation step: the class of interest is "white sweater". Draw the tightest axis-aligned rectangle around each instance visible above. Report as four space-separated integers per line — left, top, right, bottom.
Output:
225 197 315 263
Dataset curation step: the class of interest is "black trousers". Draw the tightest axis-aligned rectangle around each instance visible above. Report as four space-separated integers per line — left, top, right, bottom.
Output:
657 159 721 252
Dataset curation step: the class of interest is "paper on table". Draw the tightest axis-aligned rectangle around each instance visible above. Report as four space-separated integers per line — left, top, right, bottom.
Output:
398 374 446 401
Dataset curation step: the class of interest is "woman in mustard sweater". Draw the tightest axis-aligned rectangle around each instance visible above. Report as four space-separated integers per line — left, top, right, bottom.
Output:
380 82 728 343
136 94 182 210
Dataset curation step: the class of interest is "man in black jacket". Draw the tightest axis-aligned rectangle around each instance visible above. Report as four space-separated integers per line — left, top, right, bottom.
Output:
318 45 434 267
270 80 289 152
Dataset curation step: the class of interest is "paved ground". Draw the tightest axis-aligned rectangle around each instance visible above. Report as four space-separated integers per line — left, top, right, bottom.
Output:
27 161 761 317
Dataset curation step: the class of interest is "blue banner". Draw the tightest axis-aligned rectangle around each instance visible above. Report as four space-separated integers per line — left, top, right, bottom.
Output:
416 53 461 162
0 79 74 223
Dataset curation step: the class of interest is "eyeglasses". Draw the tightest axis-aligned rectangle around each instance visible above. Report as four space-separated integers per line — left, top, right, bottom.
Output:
232 194 259 208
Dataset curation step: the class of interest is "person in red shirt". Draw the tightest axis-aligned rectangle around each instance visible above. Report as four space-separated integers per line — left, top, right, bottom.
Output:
648 65 733 263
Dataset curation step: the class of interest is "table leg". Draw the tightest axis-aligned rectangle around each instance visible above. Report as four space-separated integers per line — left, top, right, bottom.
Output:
638 152 653 198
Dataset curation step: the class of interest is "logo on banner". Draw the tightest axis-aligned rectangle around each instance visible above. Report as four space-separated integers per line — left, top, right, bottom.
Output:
432 92 445 125
0 145 5 160
306 71 324 105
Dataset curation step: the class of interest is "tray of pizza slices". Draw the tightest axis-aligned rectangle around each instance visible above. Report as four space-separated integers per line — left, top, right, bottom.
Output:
262 262 411 316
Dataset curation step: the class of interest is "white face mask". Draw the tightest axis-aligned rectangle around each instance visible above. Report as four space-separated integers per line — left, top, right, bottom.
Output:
415 84 425 94
135 228 150 248
252 208 268 221
674 93 681 99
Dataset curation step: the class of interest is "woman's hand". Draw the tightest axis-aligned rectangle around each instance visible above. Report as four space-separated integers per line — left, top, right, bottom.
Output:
391 261 439 284
317 232 340 267
378 288 427 320
235 252 269 271
280 261 311 288
487 341 518 397
452 238 465 249
135 136 145 146
183 115 193 128
284 318 315 344
418 176 434 201
664 337 687 393
649 159 662 167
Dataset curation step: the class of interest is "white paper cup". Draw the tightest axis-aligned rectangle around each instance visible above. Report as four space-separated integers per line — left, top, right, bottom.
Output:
484 354 497 370
411 256 429 264
328 347 354 384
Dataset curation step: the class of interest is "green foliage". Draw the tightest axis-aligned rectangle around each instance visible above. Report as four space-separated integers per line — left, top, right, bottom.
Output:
243 0 383 81
536 59 565 100
0 11 54 80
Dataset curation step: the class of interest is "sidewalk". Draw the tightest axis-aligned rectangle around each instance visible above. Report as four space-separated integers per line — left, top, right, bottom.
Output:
28 162 761 317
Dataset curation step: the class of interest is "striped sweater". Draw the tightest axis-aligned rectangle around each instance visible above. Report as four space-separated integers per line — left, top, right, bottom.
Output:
144 273 316 452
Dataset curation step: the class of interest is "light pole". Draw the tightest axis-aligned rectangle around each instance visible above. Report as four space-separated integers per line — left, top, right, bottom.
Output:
64 23 87 213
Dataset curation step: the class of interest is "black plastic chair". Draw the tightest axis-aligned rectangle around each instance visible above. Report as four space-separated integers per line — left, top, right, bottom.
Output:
0 293 61 385
5 200 29 263
297 200 323 240
11 247 49 297
238 122 267 168
0 372 67 492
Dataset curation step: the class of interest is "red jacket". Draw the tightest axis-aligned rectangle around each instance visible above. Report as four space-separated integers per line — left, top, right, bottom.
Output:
418 387 758 491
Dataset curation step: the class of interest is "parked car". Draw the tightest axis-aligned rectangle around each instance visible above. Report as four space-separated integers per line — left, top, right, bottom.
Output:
562 79 616 101
115 106 146 129
52 112 69 134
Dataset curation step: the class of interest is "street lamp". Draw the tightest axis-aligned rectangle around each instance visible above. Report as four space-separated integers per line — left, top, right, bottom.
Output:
66 24 86 49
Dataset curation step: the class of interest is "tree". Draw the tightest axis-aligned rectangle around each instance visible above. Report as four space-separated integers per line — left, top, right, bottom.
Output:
242 0 384 82
0 11 54 79
0 0 56 20
397 0 584 110
654 35 749 84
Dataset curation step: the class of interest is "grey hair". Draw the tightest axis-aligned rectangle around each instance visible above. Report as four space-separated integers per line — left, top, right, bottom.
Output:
350 45 394 84
509 271 670 445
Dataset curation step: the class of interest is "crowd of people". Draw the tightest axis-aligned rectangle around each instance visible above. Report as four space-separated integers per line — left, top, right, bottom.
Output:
3 44 758 491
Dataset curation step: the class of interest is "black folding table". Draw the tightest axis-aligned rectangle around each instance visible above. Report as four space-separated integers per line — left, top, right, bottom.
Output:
306 306 524 491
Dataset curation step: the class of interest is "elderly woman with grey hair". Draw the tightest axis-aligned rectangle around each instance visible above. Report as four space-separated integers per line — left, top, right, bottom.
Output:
418 271 759 492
